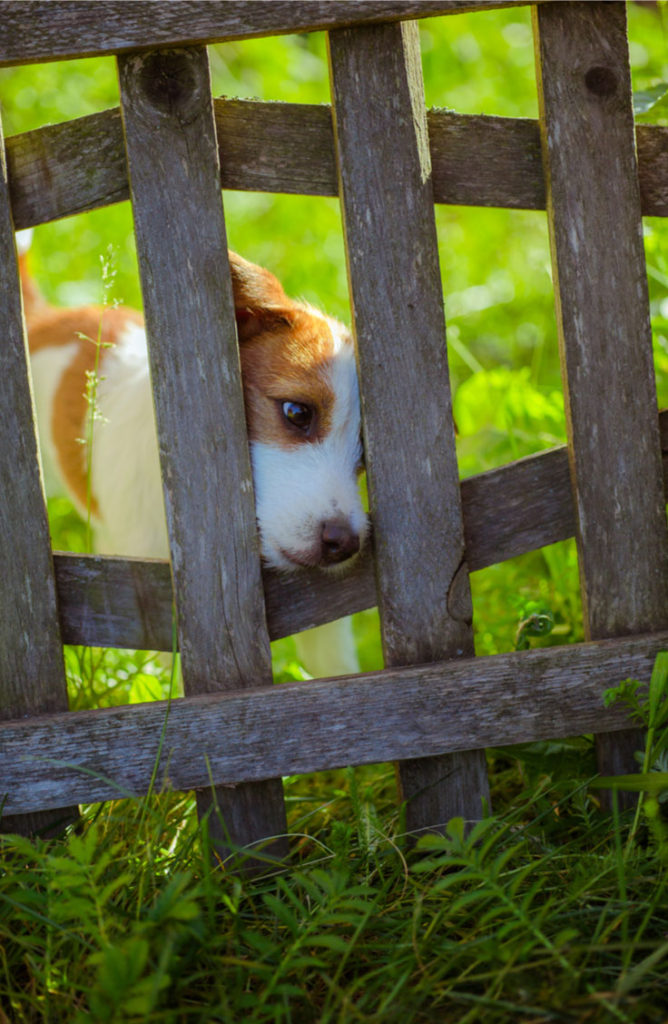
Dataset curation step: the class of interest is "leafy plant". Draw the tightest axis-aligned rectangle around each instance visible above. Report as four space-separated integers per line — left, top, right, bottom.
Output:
598 653 668 862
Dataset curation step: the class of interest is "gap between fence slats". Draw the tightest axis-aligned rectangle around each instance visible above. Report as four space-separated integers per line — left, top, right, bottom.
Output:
10 102 668 231
0 2 533 67
0 111 78 837
1 630 664 818
50 409 668 652
329 20 490 832
534 1 668 795
117 46 287 863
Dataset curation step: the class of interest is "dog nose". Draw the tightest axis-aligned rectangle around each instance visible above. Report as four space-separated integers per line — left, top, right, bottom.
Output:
320 520 360 565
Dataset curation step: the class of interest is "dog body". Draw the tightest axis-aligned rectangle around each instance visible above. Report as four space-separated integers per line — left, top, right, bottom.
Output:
22 243 367 676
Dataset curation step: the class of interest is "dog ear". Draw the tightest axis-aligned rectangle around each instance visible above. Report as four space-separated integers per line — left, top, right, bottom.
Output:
228 251 294 342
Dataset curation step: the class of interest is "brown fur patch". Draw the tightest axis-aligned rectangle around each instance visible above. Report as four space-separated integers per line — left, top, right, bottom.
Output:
240 306 337 447
28 306 144 515
228 251 288 312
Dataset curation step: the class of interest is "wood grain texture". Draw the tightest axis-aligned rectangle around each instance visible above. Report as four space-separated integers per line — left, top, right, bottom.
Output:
329 21 489 830
117 46 286 861
637 124 668 218
7 108 129 227
2 630 664 818
0 112 77 836
329 21 470 664
54 553 177 651
428 110 544 210
0 2 530 67
9 102 668 231
5 103 546 230
535 3 668 638
534 2 668 789
5 104 542 230
214 100 337 198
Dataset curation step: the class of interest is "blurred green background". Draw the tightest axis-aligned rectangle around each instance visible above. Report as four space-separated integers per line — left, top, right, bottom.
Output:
2 3 667 678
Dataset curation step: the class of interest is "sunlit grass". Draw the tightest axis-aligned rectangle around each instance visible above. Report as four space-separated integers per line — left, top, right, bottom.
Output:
2 751 667 1022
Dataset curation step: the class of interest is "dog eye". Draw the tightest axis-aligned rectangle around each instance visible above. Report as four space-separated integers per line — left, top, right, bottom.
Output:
282 400 313 432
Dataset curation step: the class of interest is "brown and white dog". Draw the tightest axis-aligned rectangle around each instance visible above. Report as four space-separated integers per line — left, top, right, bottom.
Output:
20 233 367 676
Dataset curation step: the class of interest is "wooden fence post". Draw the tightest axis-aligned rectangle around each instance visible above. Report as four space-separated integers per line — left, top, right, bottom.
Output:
117 46 287 866
329 20 490 834
534 1 668 794
0 111 78 836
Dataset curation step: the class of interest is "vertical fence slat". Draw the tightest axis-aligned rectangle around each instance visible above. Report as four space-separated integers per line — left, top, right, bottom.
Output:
117 47 287 864
0 113 77 836
328 20 489 833
534 2 668 787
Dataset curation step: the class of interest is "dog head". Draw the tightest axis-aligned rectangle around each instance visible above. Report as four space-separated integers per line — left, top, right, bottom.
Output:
229 252 367 572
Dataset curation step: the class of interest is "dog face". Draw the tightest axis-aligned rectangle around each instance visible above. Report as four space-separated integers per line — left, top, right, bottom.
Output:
230 253 368 571
23 246 367 573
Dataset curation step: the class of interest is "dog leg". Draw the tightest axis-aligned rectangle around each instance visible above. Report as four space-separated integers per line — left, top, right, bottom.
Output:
293 615 359 678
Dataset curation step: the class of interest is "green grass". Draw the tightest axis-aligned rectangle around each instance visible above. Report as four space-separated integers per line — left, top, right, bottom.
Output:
2 755 668 1022
2 5 668 1020
2 656 668 1023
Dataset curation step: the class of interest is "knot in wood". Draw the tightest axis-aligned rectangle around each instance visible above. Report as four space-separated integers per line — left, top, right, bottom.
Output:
137 51 199 115
584 65 618 98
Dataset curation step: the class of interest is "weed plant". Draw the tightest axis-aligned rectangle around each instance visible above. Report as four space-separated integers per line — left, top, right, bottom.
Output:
2 5 668 1021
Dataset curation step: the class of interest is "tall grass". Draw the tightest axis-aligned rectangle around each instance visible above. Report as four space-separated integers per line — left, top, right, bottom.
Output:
2 750 667 1022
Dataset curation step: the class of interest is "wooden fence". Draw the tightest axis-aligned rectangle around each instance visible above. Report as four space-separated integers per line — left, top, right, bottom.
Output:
1 1 667 862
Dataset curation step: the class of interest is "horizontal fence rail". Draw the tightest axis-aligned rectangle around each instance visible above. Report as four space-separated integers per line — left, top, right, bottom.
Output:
52 411 668 651
1 630 665 816
8 101 668 230
0 1 534 66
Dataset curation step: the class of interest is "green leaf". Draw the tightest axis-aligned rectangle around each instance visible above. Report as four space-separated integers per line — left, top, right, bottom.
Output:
616 939 668 996
648 651 668 726
262 892 300 935
590 772 668 794
634 82 668 115
147 872 200 924
307 934 351 954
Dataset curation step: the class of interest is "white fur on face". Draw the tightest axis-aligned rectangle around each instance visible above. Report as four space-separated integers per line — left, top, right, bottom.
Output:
250 326 367 571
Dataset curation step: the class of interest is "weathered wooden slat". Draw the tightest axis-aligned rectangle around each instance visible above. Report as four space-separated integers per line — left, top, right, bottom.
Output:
534 2 668 792
0 2 532 67
213 100 338 199
1 630 664 817
4 105 540 229
55 553 176 651
51 409 668 652
428 110 544 211
0 111 77 836
637 125 668 218
10 101 668 231
329 21 490 832
7 109 129 228
117 46 286 862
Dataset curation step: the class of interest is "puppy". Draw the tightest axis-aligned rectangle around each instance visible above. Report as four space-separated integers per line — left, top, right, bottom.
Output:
20 235 367 677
